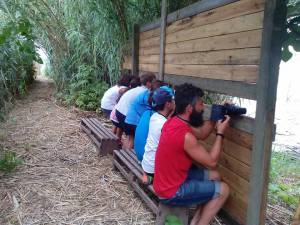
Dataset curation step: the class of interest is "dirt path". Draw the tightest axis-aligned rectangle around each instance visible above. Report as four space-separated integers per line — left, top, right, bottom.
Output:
0 77 154 225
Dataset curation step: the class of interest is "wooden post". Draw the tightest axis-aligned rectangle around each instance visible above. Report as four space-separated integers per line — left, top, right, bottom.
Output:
158 0 167 81
132 24 139 76
246 1 287 225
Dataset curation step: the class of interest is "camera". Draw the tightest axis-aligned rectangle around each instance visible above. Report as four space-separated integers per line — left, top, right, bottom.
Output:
210 103 247 121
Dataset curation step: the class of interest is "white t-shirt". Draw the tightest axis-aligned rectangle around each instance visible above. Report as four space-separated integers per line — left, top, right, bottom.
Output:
115 86 147 116
101 85 126 110
142 112 167 174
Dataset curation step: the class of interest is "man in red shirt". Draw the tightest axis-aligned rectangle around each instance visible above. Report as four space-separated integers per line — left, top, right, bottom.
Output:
153 83 230 225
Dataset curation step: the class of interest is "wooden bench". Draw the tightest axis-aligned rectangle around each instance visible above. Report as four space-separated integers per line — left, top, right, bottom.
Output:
81 118 119 156
113 149 190 225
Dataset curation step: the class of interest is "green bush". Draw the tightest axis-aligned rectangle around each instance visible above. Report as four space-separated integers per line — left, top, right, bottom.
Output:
0 9 40 119
0 151 23 173
64 64 108 110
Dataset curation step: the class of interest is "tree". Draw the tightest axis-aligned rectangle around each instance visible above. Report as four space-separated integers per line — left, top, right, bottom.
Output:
282 0 300 61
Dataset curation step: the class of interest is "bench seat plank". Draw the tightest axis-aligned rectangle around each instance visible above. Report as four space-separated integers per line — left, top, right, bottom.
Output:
81 118 119 155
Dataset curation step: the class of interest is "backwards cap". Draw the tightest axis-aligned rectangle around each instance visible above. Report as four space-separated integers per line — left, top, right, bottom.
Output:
152 86 174 107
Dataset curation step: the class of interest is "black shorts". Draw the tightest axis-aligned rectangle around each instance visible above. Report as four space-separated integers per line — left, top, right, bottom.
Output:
115 110 126 130
111 120 119 127
101 108 112 119
123 122 137 136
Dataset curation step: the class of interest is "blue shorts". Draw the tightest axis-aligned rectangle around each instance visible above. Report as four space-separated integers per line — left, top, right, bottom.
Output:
160 167 221 206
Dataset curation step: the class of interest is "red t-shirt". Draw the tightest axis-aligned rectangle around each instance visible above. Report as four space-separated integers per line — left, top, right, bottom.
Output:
153 116 193 198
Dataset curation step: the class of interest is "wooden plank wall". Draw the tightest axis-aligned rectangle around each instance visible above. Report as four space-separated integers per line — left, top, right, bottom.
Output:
138 0 265 84
199 127 253 224
123 0 267 224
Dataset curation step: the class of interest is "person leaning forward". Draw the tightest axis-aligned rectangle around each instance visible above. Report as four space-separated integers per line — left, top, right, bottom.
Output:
153 83 230 225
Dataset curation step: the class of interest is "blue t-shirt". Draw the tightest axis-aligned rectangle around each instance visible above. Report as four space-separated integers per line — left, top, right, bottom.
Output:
134 110 154 161
125 90 151 126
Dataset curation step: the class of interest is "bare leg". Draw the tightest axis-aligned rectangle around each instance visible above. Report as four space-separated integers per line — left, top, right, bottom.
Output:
141 172 148 184
112 125 117 134
190 205 202 225
196 182 230 225
128 135 134 149
123 136 129 150
116 128 122 140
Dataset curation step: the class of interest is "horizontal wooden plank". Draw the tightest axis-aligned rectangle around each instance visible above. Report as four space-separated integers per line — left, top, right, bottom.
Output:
140 27 160 40
219 164 249 199
140 48 260 65
140 63 258 82
220 152 250 181
139 46 160 55
140 29 262 55
225 126 253 149
139 0 265 46
166 11 264 44
205 133 252 166
139 36 160 48
199 139 251 181
139 55 160 64
140 0 239 32
165 29 262 54
164 64 258 82
139 63 159 73
165 48 260 65
164 74 257 100
167 0 265 35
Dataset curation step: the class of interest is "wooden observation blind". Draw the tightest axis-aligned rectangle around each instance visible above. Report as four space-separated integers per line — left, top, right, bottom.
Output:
123 0 287 224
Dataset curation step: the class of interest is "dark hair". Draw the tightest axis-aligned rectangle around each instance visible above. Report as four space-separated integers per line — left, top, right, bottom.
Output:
152 80 165 90
153 101 171 111
175 83 204 114
140 72 156 86
117 72 132 87
148 80 165 105
129 76 141 89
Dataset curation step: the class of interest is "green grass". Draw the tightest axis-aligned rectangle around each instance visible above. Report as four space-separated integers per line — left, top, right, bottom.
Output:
268 149 300 209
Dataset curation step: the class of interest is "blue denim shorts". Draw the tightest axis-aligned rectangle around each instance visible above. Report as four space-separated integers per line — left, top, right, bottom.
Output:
160 167 221 206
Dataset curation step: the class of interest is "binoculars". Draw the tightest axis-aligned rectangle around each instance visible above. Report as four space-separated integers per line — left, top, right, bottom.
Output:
210 103 247 121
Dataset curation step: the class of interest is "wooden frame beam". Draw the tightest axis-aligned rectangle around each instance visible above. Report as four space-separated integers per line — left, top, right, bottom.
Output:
247 0 287 224
164 74 257 100
158 0 167 80
132 24 139 76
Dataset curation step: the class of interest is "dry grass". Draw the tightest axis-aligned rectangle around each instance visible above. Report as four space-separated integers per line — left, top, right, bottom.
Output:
0 77 154 225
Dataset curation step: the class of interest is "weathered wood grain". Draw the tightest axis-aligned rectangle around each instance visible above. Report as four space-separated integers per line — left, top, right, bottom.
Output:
166 12 264 44
165 29 262 54
140 48 260 65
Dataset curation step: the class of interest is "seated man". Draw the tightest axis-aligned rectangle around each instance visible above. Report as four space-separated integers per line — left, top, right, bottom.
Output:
141 86 175 184
153 83 230 225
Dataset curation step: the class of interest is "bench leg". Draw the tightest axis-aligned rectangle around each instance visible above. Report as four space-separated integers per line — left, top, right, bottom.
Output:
155 202 189 225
